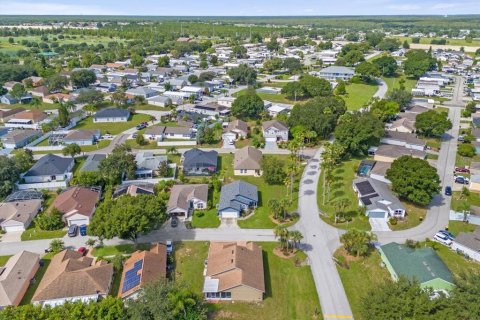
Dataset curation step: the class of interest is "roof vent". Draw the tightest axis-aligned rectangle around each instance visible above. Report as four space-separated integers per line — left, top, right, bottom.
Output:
231 259 234 263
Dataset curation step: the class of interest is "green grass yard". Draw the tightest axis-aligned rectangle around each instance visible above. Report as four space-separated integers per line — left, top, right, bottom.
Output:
342 82 378 111
381 75 417 94
0 102 59 111
174 241 321 320
447 221 477 236
92 244 150 258
74 113 151 135
0 255 12 266
451 190 480 212
389 202 427 231
21 222 67 241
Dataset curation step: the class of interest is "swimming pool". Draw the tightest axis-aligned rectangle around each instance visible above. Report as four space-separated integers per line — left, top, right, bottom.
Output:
357 160 375 177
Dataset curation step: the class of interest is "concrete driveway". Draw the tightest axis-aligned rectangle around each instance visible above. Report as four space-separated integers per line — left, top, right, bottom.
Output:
264 140 278 150
0 231 22 242
369 218 391 232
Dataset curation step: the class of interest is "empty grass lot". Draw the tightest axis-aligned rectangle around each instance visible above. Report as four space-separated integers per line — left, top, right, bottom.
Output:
381 75 417 94
233 88 297 105
447 221 477 236
174 241 321 320
92 243 150 258
342 82 378 111
318 158 371 231
74 113 151 135
451 190 480 212
424 241 480 276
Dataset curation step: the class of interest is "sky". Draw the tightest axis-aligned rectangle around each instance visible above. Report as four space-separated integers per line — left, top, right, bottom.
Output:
0 0 479 16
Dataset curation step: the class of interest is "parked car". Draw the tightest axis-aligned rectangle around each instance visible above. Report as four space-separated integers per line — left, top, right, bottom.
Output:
455 167 470 174
439 230 455 240
79 225 87 236
458 135 465 142
77 247 87 256
433 232 453 246
455 176 470 184
103 133 113 139
445 186 452 196
171 217 178 228
68 224 78 237
166 240 173 254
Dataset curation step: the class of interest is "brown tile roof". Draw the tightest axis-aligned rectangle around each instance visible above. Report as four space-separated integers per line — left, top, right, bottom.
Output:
64 130 99 141
234 146 262 170
0 108 25 120
11 110 47 123
227 119 248 135
118 243 167 298
53 187 100 218
167 184 208 212
32 250 113 303
206 242 265 293
375 144 426 159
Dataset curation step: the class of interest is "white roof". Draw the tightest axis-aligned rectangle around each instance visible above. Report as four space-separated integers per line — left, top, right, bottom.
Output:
269 105 288 112
203 277 219 293
181 86 203 93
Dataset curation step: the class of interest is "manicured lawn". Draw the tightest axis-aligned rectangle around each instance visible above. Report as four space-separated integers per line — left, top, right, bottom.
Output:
20 252 55 305
21 222 67 241
451 190 480 212
342 82 378 111
318 158 371 231
335 250 391 320
426 153 439 160
382 75 417 94
135 104 171 112
425 138 442 151
175 241 321 320
447 221 477 236
389 202 427 231
234 88 298 105
395 36 480 47
0 255 12 266
192 210 221 228
0 102 59 111
424 241 480 276
92 243 150 258
79 139 110 152
74 113 151 135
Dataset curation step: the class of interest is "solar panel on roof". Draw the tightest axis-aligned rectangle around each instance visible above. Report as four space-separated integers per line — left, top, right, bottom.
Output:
356 181 375 195
360 193 379 206
121 259 144 293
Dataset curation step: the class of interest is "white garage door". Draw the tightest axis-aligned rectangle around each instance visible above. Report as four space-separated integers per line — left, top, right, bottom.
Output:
68 218 89 226
4 225 25 232
220 209 239 219
266 137 277 142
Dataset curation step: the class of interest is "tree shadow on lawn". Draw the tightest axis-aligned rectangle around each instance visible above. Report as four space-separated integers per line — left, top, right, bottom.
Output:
262 250 273 299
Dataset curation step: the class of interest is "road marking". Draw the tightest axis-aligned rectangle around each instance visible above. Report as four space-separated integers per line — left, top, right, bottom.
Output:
323 315 353 319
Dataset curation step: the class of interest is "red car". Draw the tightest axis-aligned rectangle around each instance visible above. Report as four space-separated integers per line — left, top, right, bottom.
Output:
77 247 87 256
455 167 470 174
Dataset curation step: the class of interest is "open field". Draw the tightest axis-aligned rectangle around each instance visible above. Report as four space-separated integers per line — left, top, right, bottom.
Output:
381 75 417 94
342 82 378 111
74 114 151 135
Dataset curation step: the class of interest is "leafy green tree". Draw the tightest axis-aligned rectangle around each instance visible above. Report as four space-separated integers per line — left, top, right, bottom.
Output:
188 74 198 84
387 89 413 109
158 161 170 178
281 81 308 100
386 156 440 206
415 110 452 137
402 40 410 49
263 58 283 73
376 38 401 52
227 64 257 85
76 89 103 106
370 99 400 122
62 143 81 158
288 96 346 139
73 171 104 187
57 102 70 127
49 239 65 253
37 208 64 231
334 112 384 156
336 49 364 66
404 50 437 79
157 56 170 67
458 143 476 158
111 89 128 107
355 62 380 82
70 69 97 88
299 75 332 97
262 156 287 185
232 45 248 59
231 89 264 119
335 80 347 95
89 194 167 243
282 57 303 73
126 280 207 320
365 32 385 47
373 56 398 76
10 83 26 99
98 144 137 185
47 74 69 91
12 149 34 173
340 229 376 257
130 53 144 67
136 133 147 146
0 156 20 199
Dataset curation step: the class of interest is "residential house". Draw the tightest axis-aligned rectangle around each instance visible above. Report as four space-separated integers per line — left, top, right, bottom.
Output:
352 178 406 220
452 227 480 262
373 144 426 163
118 243 167 300
262 120 289 143
43 93 73 104
1 93 32 105
134 152 168 178
166 79 187 90
52 187 100 226
0 199 43 232
80 154 106 172
126 87 159 99
63 129 100 146
0 251 40 308
226 119 248 139
0 108 25 123
217 97 236 108
24 76 44 87
379 243 454 291
30 86 50 98
218 180 258 219
469 175 480 192
5 109 49 130
387 116 416 133
167 184 209 219
182 149 218 176
2 81 21 92
147 95 172 107
369 161 392 184
318 66 355 81
94 83 117 93
203 242 265 301
234 147 262 176
268 104 290 117
380 131 426 151
32 250 114 307
22 154 75 185
144 126 194 142
1 129 41 149
113 183 155 198
93 108 130 123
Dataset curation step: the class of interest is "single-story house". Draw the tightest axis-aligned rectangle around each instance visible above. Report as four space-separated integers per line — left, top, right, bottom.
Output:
469 175 480 192
144 126 194 141
22 154 75 184
80 154 106 172
218 180 258 219
32 250 114 307
0 251 40 308
93 108 130 123
0 108 25 123
234 146 262 176
268 104 290 117
1 129 42 149
166 79 187 90
0 199 43 232
182 149 218 176
63 129 101 146
167 184 209 219
0 93 32 105
118 243 167 300
2 81 21 91
5 109 49 130
226 119 248 139
387 117 416 134
113 183 155 198
380 131 426 151
379 243 455 292
190 103 230 117
318 66 355 81
30 86 50 98
373 145 426 163
42 93 73 104
452 227 480 262
24 76 44 87
135 152 168 178
146 95 172 107
262 120 289 143
369 161 392 184
180 86 204 98
126 87 159 99
52 187 100 226
352 178 406 220
203 242 265 301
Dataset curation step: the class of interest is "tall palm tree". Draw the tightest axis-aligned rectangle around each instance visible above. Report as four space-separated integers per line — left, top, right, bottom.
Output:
274 226 289 251
268 199 281 220
289 230 304 251
166 146 179 156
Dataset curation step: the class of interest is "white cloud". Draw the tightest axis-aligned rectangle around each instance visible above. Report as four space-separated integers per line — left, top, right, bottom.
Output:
387 4 422 11
0 1 122 15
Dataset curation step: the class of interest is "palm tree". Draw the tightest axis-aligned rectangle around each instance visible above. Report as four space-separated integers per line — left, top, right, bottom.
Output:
167 287 197 319
166 146 179 156
85 238 97 249
274 226 290 251
289 230 304 251
268 199 281 220
280 198 291 221
83 104 97 115
30 97 42 109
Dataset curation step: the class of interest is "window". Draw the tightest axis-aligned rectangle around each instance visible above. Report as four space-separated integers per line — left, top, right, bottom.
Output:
197 203 204 209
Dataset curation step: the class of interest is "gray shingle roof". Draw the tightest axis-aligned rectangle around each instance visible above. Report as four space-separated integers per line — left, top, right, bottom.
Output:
80 154 106 172
24 154 74 177
183 149 218 168
218 180 258 212
94 108 130 119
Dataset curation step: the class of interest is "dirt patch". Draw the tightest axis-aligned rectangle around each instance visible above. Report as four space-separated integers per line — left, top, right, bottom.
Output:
333 247 362 269
269 215 295 225
273 247 296 259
